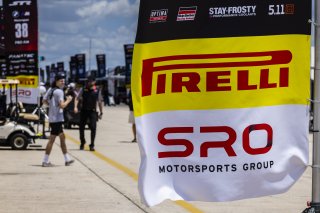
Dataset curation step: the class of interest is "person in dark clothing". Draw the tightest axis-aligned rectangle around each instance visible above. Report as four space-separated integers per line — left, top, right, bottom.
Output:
74 76 103 151
63 83 78 129
128 90 136 142
101 83 109 106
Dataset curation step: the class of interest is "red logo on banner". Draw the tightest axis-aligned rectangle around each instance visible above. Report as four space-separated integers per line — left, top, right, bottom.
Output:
141 50 292 97
177 6 197 21
158 124 273 158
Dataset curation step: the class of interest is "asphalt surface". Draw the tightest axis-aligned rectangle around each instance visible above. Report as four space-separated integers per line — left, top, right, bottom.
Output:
0 104 314 213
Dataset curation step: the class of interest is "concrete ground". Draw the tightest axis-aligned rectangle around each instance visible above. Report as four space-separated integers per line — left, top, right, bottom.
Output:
0 104 313 213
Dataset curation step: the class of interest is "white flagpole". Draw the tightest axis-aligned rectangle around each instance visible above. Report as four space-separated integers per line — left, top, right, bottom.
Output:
309 0 320 212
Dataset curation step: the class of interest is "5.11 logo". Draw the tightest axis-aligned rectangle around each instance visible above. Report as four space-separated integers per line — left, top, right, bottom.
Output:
268 4 295 15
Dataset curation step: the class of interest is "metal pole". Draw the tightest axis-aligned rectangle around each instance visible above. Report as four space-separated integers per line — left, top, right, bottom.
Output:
310 0 320 211
36 66 40 133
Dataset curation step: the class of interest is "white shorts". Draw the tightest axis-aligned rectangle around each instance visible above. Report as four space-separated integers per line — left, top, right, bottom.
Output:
128 111 135 124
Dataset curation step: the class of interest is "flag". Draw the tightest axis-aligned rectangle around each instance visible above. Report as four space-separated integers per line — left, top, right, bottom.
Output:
4 0 38 104
69 56 77 82
75 53 86 79
96 54 106 78
124 44 134 87
132 0 311 206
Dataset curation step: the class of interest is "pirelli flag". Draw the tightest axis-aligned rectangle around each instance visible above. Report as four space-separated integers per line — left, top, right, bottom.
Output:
132 0 311 207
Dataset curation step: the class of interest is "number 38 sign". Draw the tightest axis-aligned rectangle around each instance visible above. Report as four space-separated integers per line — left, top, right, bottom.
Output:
15 22 29 40
4 0 38 51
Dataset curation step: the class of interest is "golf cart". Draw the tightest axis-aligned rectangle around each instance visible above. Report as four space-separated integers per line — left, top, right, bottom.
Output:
0 79 41 150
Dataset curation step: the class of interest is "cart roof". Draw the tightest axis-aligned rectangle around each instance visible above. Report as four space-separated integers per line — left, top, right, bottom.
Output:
0 79 20 85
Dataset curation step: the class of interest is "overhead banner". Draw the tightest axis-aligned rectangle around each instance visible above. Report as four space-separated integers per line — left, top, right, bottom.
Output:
49 63 56 84
0 7 4 56
96 54 106 78
124 44 133 87
45 65 50 83
39 67 44 83
132 0 311 207
69 56 77 82
4 0 38 104
57 61 64 72
75 53 86 79
0 7 5 79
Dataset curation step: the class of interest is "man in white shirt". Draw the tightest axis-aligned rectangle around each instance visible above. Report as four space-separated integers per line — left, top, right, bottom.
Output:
41 73 74 167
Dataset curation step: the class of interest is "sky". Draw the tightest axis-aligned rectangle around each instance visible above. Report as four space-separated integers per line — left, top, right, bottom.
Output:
32 0 140 71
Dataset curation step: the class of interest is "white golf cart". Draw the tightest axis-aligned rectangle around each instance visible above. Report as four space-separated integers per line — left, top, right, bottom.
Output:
0 79 41 150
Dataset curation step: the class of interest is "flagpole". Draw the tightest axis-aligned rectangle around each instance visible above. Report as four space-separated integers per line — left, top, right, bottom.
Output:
307 0 320 212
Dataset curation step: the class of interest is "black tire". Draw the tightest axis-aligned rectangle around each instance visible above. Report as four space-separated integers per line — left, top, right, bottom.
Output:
10 133 29 150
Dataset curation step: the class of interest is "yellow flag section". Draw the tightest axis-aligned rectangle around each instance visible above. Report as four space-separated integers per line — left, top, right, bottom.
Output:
132 35 310 117
6 76 39 88
6 75 39 104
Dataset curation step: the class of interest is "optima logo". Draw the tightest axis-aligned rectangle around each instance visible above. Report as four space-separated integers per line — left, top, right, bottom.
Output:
177 6 197 21
149 9 168 23
141 50 292 97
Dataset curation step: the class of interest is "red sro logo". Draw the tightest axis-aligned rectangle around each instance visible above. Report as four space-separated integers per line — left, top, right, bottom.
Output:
158 123 273 158
13 89 32 97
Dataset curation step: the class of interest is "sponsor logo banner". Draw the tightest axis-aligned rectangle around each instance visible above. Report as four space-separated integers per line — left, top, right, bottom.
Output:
0 7 5 58
4 0 38 104
6 75 39 104
209 5 257 18
133 36 309 115
135 0 311 43
135 106 308 205
69 56 77 82
124 44 134 86
96 54 106 78
132 0 311 207
57 62 64 72
75 53 86 79
149 9 168 23
4 0 38 51
176 6 197 21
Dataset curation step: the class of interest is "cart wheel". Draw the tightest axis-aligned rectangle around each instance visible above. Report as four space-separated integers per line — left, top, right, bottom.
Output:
10 133 28 150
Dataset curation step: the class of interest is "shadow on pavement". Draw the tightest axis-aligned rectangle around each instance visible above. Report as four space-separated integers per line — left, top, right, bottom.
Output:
118 140 138 144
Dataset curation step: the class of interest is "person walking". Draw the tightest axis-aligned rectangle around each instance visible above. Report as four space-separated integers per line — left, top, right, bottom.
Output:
63 82 78 129
42 72 74 167
39 82 47 101
74 75 103 151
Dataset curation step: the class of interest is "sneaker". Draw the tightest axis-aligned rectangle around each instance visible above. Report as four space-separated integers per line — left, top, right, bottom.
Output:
80 144 84 150
89 146 95 152
65 160 74 166
132 138 137 143
42 162 54 167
